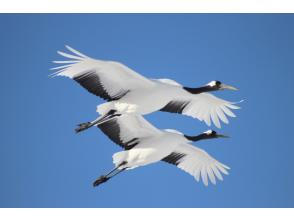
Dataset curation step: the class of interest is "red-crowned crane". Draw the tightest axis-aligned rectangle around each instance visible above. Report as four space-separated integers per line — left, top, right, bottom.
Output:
93 114 230 187
52 46 240 133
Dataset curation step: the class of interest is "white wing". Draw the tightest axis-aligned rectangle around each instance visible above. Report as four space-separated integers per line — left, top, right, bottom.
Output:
161 92 240 128
98 114 161 150
155 78 182 87
51 45 153 101
183 93 240 128
162 143 230 186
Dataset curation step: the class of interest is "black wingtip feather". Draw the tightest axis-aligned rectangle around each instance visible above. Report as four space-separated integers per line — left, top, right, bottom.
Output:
160 101 190 114
98 118 139 150
74 71 129 101
162 152 186 166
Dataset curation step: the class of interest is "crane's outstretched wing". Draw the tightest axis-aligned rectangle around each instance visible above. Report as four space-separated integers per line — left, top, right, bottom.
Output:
51 45 153 101
162 143 230 186
97 114 161 150
161 92 241 128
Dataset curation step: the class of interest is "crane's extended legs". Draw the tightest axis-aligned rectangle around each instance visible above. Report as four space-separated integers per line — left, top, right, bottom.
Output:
75 110 120 133
93 161 127 187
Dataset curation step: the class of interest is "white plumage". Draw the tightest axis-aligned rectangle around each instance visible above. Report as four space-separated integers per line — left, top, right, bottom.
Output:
95 114 230 186
52 46 240 131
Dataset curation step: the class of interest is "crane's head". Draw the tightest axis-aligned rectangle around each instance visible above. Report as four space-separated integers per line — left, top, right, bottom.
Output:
184 129 229 142
183 81 238 94
207 80 238 91
202 129 229 138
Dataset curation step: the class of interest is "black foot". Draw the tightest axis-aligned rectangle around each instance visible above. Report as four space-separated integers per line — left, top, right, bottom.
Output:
93 175 109 187
75 122 92 133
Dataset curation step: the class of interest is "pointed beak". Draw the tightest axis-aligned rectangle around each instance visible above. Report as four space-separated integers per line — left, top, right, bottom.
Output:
220 83 238 91
216 134 230 138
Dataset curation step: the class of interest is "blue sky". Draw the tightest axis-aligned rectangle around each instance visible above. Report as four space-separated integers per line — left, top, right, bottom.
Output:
0 14 294 207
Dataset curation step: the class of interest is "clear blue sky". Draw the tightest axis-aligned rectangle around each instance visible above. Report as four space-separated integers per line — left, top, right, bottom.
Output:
0 14 294 207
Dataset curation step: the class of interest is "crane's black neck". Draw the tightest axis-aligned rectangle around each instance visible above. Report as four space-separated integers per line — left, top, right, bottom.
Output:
184 133 215 142
183 86 216 94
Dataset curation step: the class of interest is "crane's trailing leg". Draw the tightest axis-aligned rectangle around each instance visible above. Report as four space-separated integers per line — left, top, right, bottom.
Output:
92 175 110 186
93 161 127 187
75 110 121 133
75 118 100 133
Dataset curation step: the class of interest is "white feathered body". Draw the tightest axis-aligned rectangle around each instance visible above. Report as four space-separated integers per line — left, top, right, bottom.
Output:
97 80 188 115
113 131 187 169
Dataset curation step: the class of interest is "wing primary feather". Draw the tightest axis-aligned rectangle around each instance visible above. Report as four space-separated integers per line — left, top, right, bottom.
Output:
211 109 221 128
194 167 201 182
203 111 212 126
220 106 236 118
215 163 229 175
206 166 216 185
216 108 229 124
50 64 73 70
52 60 80 64
57 51 84 60
49 69 64 76
225 103 240 110
219 162 230 170
65 45 90 58
211 166 223 181
201 166 209 186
